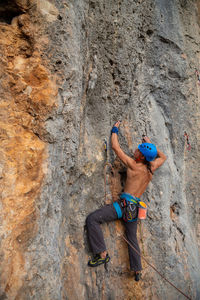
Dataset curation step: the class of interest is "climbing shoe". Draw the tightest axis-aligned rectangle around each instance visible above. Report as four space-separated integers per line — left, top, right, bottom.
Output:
135 272 141 282
88 254 110 267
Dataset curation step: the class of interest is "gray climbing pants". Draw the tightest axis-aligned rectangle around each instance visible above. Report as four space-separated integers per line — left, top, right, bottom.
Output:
86 202 142 271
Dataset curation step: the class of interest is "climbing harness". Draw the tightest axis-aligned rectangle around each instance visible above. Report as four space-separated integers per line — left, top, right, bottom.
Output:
120 198 138 222
195 69 200 85
119 193 147 222
119 193 139 222
184 132 191 151
122 235 192 300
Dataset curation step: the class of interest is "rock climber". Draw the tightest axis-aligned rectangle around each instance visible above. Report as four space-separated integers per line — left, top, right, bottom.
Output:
86 121 167 281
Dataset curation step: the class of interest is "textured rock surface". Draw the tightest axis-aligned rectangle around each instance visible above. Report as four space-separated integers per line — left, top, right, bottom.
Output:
0 0 199 299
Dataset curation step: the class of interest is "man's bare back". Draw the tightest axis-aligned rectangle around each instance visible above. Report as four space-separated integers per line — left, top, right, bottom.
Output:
124 162 152 198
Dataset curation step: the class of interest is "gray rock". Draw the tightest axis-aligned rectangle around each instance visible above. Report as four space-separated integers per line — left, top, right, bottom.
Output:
0 0 199 299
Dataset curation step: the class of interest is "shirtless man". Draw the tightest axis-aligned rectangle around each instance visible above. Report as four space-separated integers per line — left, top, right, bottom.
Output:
86 121 167 281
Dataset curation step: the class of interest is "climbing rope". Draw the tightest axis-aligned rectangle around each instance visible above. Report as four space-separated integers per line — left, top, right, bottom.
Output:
138 220 145 255
104 139 115 202
104 162 115 202
122 235 192 300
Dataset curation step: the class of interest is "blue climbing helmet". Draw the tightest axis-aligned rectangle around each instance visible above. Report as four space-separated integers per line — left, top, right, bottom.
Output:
138 143 157 162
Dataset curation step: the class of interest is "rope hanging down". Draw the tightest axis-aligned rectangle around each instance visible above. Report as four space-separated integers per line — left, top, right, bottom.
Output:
122 235 192 300
104 139 114 202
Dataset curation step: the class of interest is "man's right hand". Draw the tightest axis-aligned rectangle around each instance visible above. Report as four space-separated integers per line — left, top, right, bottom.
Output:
142 136 151 143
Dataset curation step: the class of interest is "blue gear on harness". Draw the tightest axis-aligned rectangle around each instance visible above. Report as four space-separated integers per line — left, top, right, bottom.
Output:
113 193 140 222
113 202 122 218
120 193 140 222
138 143 157 162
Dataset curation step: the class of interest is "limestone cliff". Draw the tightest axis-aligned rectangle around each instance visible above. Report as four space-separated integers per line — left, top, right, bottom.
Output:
0 0 199 299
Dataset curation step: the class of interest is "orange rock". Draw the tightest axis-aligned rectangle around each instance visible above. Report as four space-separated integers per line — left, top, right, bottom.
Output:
0 3 57 297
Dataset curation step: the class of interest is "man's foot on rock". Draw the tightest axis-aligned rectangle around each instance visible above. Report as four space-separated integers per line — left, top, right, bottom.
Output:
135 272 141 281
88 254 110 267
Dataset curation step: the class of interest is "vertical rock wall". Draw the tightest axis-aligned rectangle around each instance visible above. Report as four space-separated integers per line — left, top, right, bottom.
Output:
0 0 199 299
0 0 58 298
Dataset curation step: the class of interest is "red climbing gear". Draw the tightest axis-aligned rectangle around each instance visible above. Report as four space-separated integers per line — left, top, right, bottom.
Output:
184 132 191 151
195 69 200 85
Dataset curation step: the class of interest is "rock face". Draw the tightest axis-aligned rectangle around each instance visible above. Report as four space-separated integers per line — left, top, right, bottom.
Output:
0 0 199 299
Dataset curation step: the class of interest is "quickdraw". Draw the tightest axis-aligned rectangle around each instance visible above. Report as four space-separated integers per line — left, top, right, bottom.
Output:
120 198 138 222
104 138 108 153
195 69 200 85
184 131 191 151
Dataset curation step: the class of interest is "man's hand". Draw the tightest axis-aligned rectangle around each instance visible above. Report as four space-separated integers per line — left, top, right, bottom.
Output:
142 136 151 143
113 121 120 128
111 120 136 170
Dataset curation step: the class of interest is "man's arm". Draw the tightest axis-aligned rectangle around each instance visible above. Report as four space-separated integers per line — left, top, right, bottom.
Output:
151 148 167 172
143 136 167 172
111 121 136 169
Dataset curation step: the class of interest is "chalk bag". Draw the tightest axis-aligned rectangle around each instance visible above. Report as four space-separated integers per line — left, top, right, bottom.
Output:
138 201 147 220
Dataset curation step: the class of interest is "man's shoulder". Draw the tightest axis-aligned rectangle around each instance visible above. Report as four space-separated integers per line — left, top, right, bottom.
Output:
127 162 143 172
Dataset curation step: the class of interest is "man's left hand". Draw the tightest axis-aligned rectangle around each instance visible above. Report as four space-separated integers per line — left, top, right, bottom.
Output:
113 121 120 128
